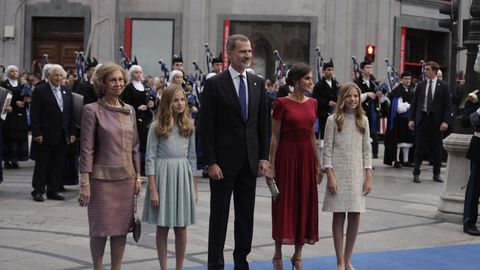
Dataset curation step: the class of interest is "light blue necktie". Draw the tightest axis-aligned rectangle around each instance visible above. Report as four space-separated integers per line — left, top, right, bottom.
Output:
239 74 247 122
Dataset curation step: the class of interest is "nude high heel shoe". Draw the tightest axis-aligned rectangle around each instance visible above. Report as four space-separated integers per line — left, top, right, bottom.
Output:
272 256 283 270
290 257 301 270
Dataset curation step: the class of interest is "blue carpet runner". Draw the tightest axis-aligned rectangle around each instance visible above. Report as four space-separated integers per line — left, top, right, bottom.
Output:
184 243 480 270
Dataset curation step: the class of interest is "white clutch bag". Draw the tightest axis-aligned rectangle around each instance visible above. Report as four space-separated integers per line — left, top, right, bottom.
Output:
268 179 279 201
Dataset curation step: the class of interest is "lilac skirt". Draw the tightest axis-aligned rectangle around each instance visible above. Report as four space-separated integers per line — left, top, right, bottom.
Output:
88 178 135 237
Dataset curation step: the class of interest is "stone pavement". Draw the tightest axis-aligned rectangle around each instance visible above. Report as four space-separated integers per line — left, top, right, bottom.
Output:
1 151 480 270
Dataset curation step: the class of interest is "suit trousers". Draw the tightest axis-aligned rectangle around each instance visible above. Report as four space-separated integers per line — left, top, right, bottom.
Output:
32 142 68 194
208 158 257 270
413 113 442 176
371 131 379 158
464 161 480 230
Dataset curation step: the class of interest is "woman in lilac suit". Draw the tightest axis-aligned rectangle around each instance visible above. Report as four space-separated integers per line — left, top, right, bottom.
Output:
77 62 142 270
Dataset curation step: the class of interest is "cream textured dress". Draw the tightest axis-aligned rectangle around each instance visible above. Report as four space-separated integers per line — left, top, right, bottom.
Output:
322 112 372 212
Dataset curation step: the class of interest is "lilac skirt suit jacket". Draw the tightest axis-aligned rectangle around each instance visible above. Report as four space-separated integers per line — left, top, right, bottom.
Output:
80 100 141 179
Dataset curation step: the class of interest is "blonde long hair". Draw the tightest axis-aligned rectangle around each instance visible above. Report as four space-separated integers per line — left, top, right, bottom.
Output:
154 84 194 138
334 82 366 134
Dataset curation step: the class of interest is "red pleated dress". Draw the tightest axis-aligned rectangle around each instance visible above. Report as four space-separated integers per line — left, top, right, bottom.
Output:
271 97 319 245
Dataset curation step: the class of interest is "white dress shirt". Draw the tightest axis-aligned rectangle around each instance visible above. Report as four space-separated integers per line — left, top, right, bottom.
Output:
49 83 64 112
326 79 332 88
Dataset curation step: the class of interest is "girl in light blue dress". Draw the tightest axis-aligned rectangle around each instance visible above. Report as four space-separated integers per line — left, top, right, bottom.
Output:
142 84 197 270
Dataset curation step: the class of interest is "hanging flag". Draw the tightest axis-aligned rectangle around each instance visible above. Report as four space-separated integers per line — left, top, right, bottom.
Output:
0 64 5 80
42 54 49 70
74 52 86 81
273 50 286 85
192 60 205 101
158 59 170 80
315 47 324 83
385 58 400 93
119 46 131 70
74 52 81 80
420 60 426 81
78 52 86 81
204 43 214 74
352 56 361 81
474 45 480 73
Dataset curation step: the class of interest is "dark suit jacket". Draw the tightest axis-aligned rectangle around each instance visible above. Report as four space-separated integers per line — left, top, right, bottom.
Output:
30 83 76 146
312 78 339 123
409 79 452 129
199 69 269 176
76 80 98 105
462 91 480 162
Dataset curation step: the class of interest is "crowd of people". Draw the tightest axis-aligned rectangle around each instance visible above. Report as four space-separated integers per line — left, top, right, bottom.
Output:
0 32 475 270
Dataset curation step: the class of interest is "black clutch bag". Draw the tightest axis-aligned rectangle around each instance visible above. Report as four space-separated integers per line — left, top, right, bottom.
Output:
129 197 141 242
268 179 280 201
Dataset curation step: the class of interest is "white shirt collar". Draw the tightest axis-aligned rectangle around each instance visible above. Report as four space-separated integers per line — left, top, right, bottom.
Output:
132 80 145 91
49 82 60 91
229 65 247 79
7 78 18 87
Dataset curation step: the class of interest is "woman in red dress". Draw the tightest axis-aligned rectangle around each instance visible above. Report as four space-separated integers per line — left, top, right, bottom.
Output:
266 63 323 270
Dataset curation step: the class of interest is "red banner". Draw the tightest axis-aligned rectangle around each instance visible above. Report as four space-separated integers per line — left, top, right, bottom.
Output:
223 19 230 70
124 17 132 59
400 27 406 73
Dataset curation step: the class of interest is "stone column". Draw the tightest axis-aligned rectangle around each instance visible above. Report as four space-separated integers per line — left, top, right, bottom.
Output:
437 0 480 224
183 0 209 74
88 0 117 62
437 134 472 223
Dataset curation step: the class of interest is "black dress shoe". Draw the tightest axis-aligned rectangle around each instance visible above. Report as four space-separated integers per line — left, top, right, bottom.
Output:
464 227 480 236
11 162 19 169
393 161 403 168
413 175 421 183
46 192 65 200
32 193 44 202
403 162 413 167
4 161 12 169
58 186 67 192
433 175 444 183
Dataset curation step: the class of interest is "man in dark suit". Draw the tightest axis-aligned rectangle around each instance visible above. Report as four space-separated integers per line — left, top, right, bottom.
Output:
30 64 76 202
461 90 480 236
408 61 452 183
200 34 269 270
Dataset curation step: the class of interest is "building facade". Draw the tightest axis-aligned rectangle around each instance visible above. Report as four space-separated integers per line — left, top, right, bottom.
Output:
0 0 471 84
